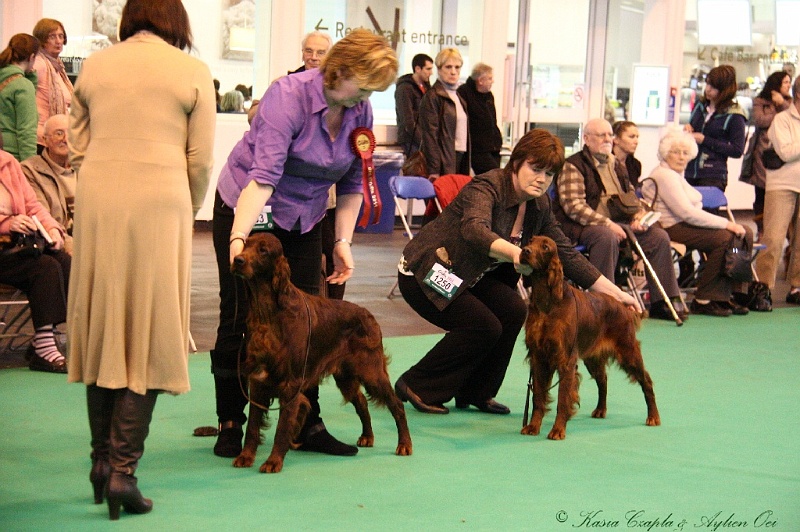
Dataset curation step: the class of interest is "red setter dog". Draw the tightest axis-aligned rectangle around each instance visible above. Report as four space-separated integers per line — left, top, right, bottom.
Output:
518 236 660 440
230 233 412 473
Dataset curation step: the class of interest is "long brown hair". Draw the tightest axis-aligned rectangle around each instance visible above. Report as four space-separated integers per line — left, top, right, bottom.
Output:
0 34 40 68
705 65 738 113
118 0 193 51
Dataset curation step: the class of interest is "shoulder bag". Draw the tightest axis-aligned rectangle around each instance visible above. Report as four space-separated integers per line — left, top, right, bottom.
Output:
723 233 755 283
738 127 761 183
762 147 785 170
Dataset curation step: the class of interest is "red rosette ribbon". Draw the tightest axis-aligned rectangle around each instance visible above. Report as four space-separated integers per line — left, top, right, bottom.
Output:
350 127 380 227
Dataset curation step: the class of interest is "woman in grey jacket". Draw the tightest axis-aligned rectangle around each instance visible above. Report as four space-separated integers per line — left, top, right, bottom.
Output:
394 129 637 416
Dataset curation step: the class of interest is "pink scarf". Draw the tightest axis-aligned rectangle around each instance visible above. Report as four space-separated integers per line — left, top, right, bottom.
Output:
38 51 73 117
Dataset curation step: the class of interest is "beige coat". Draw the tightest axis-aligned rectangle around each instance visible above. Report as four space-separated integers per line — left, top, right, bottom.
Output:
67 33 215 395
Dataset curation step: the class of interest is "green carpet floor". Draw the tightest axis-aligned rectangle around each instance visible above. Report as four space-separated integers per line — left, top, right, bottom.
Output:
1 309 799 531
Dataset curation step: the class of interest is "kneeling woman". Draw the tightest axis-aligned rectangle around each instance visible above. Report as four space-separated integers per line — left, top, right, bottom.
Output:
641 128 752 317
395 129 638 415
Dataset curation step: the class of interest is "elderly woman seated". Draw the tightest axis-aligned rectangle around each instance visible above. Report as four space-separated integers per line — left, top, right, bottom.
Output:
0 149 70 371
641 128 752 317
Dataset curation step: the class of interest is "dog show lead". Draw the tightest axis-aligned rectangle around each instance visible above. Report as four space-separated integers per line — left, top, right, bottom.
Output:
214 29 398 460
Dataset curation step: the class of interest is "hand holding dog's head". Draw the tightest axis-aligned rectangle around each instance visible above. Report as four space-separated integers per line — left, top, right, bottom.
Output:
231 233 293 306
520 236 564 311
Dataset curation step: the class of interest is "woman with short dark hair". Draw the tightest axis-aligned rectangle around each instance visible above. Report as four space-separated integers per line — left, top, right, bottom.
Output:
66 0 215 520
394 129 637 416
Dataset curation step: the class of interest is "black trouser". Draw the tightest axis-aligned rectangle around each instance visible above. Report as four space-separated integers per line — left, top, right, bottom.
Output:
0 249 70 328
396 264 526 405
210 191 324 428
470 151 501 176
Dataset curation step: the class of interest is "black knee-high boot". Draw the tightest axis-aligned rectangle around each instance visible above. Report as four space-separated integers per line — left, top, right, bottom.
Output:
107 388 158 521
87 385 115 504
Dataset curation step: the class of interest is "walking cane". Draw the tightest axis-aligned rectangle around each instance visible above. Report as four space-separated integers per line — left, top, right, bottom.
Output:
622 226 683 327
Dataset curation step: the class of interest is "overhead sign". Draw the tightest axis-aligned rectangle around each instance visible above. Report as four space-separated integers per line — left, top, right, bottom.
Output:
629 65 670 127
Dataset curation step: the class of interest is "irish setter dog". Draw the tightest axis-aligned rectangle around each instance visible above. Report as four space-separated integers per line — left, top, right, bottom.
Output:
518 236 660 440
230 233 412 473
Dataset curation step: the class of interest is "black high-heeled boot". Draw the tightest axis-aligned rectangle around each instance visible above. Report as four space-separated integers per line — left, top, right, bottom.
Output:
87 385 114 504
107 388 158 520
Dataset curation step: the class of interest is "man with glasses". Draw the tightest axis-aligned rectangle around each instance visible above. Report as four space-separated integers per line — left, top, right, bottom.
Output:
290 31 332 74
21 114 74 253
553 118 685 320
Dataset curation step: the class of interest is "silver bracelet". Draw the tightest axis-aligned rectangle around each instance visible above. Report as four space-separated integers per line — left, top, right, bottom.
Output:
333 238 352 246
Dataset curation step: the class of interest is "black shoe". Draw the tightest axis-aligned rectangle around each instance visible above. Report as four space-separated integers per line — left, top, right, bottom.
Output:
689 300 732 317
395 377 449 414
28 353 67 373
296 425 358 456
786 291 800 305
213 421 243 458
648 299 687 321
721 300 749 315
455 398 511 415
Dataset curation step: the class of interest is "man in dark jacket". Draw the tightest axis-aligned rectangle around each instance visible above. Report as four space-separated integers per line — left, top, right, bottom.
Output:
395 53 433 156
553 118 685 320
457 63 503 174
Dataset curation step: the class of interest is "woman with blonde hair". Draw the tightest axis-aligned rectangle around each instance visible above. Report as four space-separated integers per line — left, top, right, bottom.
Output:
418 47 470 180
31 18 73 153
211 29 398 459
0 34 40 161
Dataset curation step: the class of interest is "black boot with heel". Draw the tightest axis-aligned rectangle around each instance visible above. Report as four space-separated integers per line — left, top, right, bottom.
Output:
86 385 115 504
106 388 158 520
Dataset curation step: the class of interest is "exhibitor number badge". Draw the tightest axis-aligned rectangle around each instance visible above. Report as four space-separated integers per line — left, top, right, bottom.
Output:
252 205 274 231
423 263 462 299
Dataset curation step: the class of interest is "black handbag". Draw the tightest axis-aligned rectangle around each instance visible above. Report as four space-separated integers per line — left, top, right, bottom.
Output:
401 150 428 177
607 190 641 223
762 147 785 170
738 128 761 183
723 234 754 283
0 232 49 258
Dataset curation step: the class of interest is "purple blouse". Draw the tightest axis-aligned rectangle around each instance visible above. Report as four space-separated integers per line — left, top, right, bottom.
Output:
217 68 372 233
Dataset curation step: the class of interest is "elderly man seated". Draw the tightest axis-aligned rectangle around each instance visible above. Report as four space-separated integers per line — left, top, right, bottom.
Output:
553 118 686 320
21 114 74 253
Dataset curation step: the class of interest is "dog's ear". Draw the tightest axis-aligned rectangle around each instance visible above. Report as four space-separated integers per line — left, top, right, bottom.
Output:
547 251 564 301
272 254 294 309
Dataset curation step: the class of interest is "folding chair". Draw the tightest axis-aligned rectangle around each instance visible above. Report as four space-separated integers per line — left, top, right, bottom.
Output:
387 176 437 299
0 285 33 355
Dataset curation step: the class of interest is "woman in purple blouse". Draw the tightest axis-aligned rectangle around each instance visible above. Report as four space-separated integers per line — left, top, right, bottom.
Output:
209 29 398 459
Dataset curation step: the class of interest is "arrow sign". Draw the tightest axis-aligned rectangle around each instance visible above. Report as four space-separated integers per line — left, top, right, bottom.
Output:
315 18 328 31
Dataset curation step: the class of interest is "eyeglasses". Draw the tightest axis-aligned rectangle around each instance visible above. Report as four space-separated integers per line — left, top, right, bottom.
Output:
586 132 613 139
47 129 67 140
668 148 692 157
303 48 327 58
47 32 66 42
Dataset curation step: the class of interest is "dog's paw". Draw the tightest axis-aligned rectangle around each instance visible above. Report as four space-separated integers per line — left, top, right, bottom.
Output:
395 443 412 456
591 407 607 419
520 424 541 436
232 453 255 468
547 426 566 440
357 435 374 448
260 458 284 473
646 414 661 426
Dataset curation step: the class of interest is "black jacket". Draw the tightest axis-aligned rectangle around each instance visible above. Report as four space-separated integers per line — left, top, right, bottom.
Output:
457 77 502 154
394 73 430 153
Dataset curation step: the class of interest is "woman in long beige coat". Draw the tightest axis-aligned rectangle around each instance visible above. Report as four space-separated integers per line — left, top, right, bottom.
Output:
66 0 215 520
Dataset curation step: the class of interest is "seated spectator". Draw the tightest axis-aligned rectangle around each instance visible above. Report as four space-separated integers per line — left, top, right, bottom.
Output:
21 113 74 253
0 149 70 372
612 120 642 189
553 118 686 320
642 128 752 317
219 90 244 113
394 129 638 416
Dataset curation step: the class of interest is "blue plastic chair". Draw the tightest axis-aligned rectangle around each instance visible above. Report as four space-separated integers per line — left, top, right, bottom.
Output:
387 176 437 299
695 186 734 222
